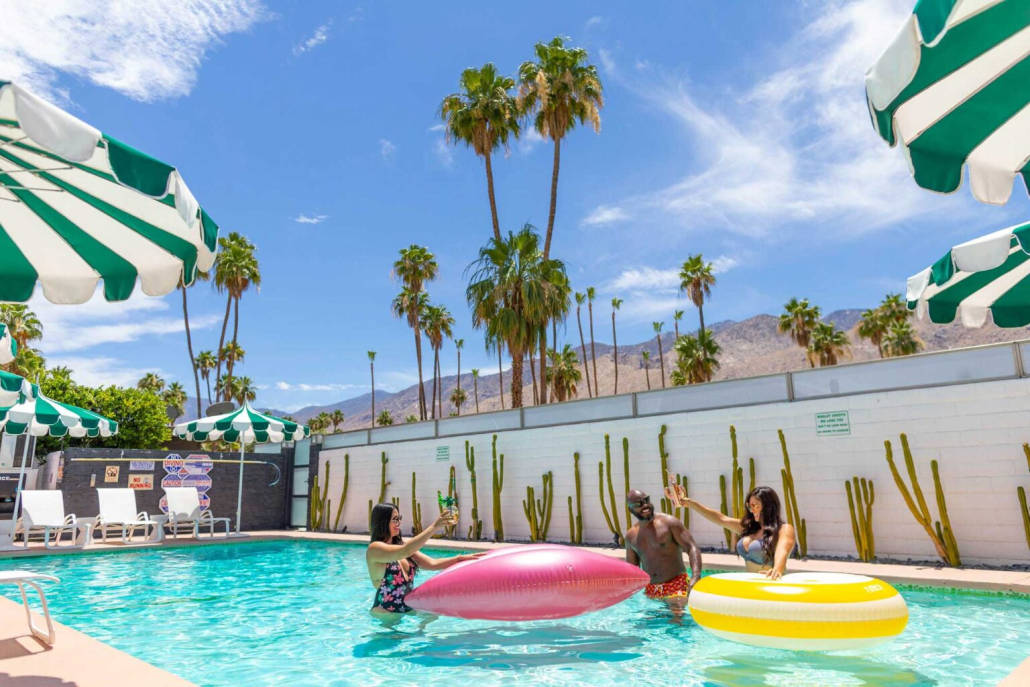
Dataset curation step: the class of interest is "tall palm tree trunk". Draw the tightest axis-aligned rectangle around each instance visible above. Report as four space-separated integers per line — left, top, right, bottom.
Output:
543 139 561 259
414 328 426 420
484 150 501 241
674 321 680 339
497 345 505 410
181 284 202 420
611 312 619 395
698 303 706 336
529 347 538 405
644 359 651 390
657 335 666 388
576 307 592 398
204 375 212 410
431 348 439 420
215 292 232 400
510 351 524 408
456 349 461 416
370 361 375 424
539 329 548 405
588 304 598 397
437 353 443 417
228 296 241 382
474 376 479 413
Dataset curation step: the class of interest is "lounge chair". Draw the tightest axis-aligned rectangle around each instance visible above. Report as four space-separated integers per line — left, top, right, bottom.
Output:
164 487 230 539
17 491 91 549
0 571 59 645
94 488 164 544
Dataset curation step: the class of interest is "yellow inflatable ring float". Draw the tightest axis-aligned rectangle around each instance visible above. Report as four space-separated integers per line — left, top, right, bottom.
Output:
688 572 909 651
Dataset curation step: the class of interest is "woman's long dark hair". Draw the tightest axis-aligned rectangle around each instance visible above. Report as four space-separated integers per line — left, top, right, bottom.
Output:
739 486 784 563
369 502 402 544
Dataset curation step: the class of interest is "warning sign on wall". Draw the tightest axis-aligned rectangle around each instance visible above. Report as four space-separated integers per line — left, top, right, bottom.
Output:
815 411 851 436
128 474 153 490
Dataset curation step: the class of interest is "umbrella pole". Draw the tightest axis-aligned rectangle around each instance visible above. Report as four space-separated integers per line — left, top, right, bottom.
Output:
235 441 245 534
11 432 30 538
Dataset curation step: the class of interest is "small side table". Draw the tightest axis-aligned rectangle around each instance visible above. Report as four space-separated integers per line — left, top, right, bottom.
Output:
147 515 168 543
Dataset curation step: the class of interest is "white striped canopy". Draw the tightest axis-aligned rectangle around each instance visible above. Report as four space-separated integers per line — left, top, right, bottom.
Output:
0 81 218 304
866 0 1030 205
907 221 1030 327
0 324 14 364
0 388 118 438
174 402 309 445
0 369 31 407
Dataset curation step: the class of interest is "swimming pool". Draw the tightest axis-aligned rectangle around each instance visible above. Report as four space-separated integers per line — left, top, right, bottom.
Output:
1 540 1028 686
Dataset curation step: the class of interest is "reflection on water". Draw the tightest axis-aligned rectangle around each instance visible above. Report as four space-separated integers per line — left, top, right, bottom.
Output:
700 652 936 687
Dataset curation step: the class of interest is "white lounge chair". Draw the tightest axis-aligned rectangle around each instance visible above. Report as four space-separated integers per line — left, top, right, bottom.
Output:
0 571 59 645
17 491 91 549
164 487 230 539
94 489 164 544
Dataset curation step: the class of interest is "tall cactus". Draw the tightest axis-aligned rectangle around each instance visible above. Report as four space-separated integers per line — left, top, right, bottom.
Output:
440 465 458 538
309 474 322 530
675 474 689 528
598 434 624 546
657 424 688 526
522 472 553 542
411 471 423 536
368 451 390 525
465 441 483 540
779 429 807 558
332 454 350 533
492 434 505 542
1020 444 1030 553
524 485 540 541
622 437 631 532
884 433 960 566
718 474 732 550
845 477 875 561
569 452 583 544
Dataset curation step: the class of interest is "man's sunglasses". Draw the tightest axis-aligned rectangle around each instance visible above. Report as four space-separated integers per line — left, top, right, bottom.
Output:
628 496 651 509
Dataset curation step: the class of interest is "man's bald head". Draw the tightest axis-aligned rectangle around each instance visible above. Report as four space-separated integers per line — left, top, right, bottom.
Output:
626 489 654 522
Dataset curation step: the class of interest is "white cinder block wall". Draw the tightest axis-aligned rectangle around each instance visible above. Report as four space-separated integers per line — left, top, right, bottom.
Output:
318 378 1030 566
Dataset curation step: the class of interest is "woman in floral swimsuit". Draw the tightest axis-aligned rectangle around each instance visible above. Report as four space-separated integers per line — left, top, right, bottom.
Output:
366 503 482 617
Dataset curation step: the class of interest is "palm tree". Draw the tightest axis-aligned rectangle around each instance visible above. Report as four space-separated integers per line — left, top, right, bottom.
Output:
487 333 505 410
778 298 822 368
466 225 567 408
857 307 889 358
529 345 539 404
449 386 468 415
642 351 651 390
315 411 332 433
673 309 684 339
393 245 439 420
574 292 593 398
539 269 571 405
808 322 852 366
178 268 209 420
440 63 521 241
671 330 721 385
213 233 260 400
679 254 716 335
215 374 241 407
883 321 924 358
880 293 909 324
367 351 376 423
471 368 481 412
611 298 623 394
10 348 45 381
653 322 667 388
137 373 165 394
587 287 599 396
405 414 418 424
377 409 394 427
546 344 582 402
518 36 604 259
233 376 257 406
330 409 345 433
163 382 187 417
220 342 245 377
195 350 217 409
421 304 455 419
0 305 42 365
454 339 464 416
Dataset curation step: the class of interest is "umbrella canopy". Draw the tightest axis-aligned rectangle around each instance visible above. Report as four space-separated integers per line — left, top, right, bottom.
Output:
0 369 32 407
0 324 14 364
866 1 1030 204
0 389 118 438
173 402 309 444
0 81 218 303
907 221 1030 327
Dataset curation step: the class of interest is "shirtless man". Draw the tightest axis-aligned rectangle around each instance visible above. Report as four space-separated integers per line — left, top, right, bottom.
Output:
624 488 702 609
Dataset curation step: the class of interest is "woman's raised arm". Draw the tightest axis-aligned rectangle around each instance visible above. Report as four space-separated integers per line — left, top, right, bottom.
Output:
367 511 450 563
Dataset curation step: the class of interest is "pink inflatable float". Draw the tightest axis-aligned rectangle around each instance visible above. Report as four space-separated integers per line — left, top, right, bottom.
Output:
406 544 649 621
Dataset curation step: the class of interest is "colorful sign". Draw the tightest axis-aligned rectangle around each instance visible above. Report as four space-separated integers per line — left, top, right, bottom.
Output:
128 474 153 490
160 453 214 514
104 465 120 483
816 411 851 437
130 460 155 471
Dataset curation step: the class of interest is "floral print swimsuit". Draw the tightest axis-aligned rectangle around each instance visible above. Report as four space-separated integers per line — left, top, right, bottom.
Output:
372 558 419 613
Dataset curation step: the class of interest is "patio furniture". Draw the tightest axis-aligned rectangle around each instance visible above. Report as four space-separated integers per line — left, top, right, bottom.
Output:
94 488 164 544
163 487 231 539
17 491 91 549
0 571 60 645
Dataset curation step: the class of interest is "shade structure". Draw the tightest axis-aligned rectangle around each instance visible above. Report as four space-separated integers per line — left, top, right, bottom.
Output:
0 324 14 364
0 390 118 438
0 81 218 304
866 1 1030 205
174 402 308 533
0 369 32 407
907 221 1030 327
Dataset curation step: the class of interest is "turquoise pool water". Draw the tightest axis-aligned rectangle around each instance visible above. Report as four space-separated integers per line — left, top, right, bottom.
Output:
1 541 1028 686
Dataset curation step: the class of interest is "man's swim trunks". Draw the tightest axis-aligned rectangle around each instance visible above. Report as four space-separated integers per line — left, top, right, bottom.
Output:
645 572 691 599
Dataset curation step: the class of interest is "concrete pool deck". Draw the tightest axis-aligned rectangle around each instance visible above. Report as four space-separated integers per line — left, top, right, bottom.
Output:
0 529 1027 685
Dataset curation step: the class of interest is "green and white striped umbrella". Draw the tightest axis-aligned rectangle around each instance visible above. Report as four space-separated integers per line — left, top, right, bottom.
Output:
0 389 118 438
0 324 14 364
0 81 218 303
174 402 308 534
0 369 31 407
866 0 1030 204
907 221 1030 326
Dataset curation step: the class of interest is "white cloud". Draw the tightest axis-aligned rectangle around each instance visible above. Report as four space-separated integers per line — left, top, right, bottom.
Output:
585 16 607 29
581 205 629 226
0 1 267 102
710 255 739 274
293 213 328 225
380 138 396 160
609 267 679 291
427 124 446 132
293 21 332 56
597 47 617 75
275 381 361 392
433 139 454 168
518 128 546 156
47 355 169 388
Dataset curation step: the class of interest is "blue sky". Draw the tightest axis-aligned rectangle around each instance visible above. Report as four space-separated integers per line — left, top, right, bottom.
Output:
2 0 1027 412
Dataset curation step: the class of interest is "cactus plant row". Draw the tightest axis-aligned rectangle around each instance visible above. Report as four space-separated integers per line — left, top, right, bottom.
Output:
523 472 553 542
465 441 483 540
492 434 505 542
310 460 334 531
779 429 807 558
845 477 875 562
367 451 390 526
1021 444 1030 553
411 471 423 536
332 454 349 533
598 434 624 546
568 452 583 544
884 433 960 566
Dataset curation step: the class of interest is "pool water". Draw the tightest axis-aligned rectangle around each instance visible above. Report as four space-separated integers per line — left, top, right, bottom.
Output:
2 541 1028 686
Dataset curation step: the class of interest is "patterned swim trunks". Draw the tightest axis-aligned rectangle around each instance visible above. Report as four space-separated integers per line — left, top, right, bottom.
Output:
645 572 691 599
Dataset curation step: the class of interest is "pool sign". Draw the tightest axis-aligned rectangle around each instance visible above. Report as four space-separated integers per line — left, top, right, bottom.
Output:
816 411 850 437
436 446 450 462
159 454 215 514
128 474 153 490
129 460 155 471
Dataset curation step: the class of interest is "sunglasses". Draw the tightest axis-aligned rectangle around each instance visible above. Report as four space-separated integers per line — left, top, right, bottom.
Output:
390 516 403 523
628 496 651 509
